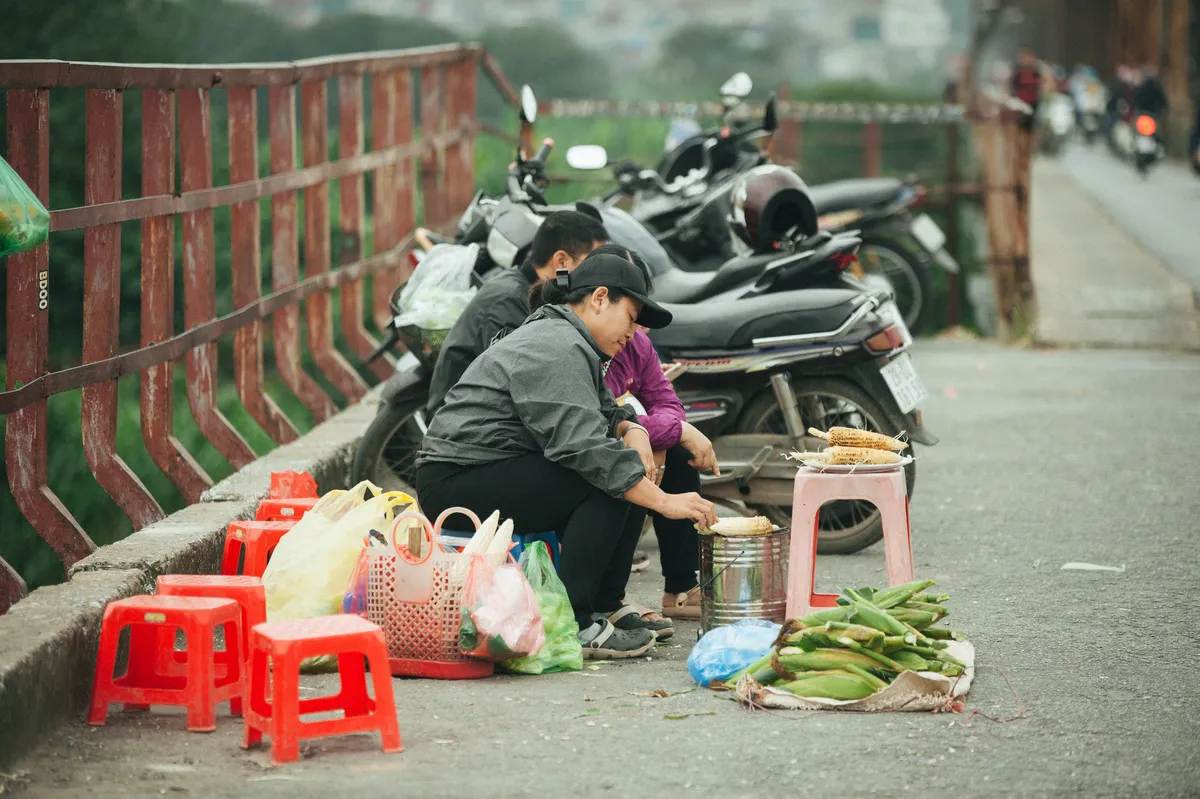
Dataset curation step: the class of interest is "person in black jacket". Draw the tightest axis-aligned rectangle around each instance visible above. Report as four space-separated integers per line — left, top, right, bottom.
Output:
425 210 607 418
416 252 717 660
1133 63 1169 117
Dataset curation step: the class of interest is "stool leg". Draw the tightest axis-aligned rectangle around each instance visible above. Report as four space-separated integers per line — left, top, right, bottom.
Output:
882 494 916 585
337 652 371 717
87 612 123 726
243 543 267 579
221 620 245 717
242 646 268 749
366 645 402 754
184 621 217 732
220 538 243 576
270 654 302 766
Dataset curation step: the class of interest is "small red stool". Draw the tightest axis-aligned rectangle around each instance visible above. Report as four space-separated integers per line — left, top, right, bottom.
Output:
269 470 318 499
221 520 296 577
255 497 319 522
786 466 916 619
156 575 266 706
88 595 244 732
243 615 402 766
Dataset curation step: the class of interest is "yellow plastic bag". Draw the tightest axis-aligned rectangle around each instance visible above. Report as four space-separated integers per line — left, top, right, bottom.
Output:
261 480 415 670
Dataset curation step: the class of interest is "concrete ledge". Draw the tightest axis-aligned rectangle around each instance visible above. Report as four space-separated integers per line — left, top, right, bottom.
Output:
0 390 381 769
0 569 146 764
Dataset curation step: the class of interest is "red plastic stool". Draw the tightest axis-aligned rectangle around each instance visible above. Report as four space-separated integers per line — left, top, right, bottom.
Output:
243 615 402 766
221 520 296 577
269 470 318 499
88 595 244 732
786 466 915 619
255 497 319 522
156 575 266 701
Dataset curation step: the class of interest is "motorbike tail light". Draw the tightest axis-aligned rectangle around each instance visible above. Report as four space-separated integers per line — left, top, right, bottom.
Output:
910 184 928 209
1136 115 1157 136
865 324 906 353
830 252 858 271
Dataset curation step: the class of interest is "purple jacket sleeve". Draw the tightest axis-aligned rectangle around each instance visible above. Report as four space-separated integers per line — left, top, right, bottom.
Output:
628 332 685 451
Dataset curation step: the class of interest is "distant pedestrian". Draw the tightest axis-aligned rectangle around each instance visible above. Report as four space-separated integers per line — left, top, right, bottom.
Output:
1011 47 1042 129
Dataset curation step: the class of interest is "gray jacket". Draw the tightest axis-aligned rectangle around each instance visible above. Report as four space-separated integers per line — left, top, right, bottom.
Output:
416 305 645 498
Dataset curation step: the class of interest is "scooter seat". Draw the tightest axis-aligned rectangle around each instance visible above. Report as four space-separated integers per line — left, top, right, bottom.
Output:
651 253 776 304
649 289 866 354
809 178 904 214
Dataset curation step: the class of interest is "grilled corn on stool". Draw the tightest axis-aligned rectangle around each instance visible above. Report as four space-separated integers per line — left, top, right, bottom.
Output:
786 466 914 619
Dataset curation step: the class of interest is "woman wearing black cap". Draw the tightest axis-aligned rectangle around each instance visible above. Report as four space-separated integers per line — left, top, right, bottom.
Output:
415 251 717 660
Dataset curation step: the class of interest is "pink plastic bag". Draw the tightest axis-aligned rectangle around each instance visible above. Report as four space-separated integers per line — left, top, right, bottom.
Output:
459 553 545 662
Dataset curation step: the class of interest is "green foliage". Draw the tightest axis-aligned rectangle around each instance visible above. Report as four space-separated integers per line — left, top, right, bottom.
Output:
477 23 611 121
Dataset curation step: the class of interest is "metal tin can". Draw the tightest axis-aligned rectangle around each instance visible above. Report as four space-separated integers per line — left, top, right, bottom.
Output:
699 528 790 633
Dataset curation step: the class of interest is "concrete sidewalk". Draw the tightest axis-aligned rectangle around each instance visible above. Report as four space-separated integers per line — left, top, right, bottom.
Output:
7 341 1200 798
1030 154 1200 351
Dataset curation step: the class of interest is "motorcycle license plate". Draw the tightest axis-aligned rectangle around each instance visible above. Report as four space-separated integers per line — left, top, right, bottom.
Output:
879 352 927 415
1136 136 1158 154
910 214 946 253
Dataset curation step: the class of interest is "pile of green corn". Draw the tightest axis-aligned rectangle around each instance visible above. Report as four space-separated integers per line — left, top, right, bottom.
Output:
723 579 968 701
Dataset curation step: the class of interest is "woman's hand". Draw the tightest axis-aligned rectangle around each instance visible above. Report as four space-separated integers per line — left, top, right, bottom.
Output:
679 422 720 476
623 427 656 482
657 492 718 529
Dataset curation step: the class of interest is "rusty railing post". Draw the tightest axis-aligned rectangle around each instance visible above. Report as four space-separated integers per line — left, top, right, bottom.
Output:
178 88 258 467
370 71 412 334
863 120 883 177
444 55 478 220
141 88 213 501
301 78 369 402
3 88 94 594
269 84 337 422
338 74 392 379
81 88 165 526
420 64 446 227
227 86 300 445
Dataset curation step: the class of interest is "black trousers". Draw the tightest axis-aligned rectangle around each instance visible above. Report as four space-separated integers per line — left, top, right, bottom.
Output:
416 456 645 628
651 445 702 594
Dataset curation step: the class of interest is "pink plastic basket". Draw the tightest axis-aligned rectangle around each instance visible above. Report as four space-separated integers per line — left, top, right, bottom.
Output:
364 508 501 679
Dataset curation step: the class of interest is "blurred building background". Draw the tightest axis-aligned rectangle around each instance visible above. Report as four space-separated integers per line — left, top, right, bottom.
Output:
238 0 972 84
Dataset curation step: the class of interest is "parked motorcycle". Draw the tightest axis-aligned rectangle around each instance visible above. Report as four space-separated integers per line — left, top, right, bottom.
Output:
594 73 957 333
351 85 937 555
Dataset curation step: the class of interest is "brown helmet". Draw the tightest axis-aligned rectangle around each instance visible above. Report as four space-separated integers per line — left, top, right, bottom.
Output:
728 165 818 253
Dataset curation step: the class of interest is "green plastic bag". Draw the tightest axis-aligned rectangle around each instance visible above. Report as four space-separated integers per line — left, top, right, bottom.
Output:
0 156 50 259
498 542 582 675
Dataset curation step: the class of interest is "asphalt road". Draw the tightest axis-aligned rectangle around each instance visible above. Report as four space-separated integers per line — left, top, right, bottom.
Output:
1058 143 1200 291
6 341 1200 798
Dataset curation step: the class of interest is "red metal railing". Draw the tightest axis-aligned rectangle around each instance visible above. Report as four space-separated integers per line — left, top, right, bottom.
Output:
0 44 516 611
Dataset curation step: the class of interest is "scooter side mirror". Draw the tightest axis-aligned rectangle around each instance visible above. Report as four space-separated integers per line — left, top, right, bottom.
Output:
520 85 538 124
763 95 779 133
565 144 609 171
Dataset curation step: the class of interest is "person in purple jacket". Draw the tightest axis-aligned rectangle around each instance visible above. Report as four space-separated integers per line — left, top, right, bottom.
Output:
534 243 719 622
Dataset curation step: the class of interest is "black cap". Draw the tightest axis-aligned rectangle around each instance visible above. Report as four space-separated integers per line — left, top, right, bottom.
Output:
555 252 673 329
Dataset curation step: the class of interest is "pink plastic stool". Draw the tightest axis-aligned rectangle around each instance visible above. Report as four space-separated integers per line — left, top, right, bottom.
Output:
786 466 915 619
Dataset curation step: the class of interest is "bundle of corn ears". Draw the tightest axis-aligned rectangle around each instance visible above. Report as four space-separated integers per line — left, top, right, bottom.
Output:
786 427 909 466
719 579 967 700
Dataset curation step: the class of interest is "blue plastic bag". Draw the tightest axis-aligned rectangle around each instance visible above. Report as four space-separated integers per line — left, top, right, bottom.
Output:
686 618 781 686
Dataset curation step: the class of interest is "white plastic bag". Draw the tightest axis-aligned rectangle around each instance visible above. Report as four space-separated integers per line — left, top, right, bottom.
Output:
394 243 479 330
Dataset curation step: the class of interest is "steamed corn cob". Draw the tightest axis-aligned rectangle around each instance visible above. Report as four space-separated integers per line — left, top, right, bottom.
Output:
824 446 905 465
699 516 775 535
809 426 908 451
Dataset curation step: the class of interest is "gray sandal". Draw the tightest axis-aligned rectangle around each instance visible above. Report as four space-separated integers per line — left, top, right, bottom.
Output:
578 619 655 660
608 603 673 641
